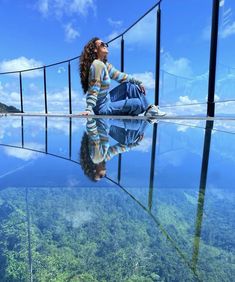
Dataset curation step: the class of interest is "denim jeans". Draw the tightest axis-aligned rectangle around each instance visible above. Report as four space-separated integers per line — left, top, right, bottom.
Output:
93 82 149 115
109 119 148 145
94 118 147 143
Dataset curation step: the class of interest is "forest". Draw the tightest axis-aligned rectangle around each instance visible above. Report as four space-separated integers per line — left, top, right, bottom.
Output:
0 186 234 282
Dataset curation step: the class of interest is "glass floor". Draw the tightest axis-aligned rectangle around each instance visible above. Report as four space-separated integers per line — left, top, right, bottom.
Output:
0 115 234 282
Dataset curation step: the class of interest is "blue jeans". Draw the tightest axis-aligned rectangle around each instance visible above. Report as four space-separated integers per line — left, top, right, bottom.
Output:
93 82 149 115
109 119 148 145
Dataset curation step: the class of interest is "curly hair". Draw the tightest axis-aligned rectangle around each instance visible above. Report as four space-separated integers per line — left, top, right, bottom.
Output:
80 132 106 182
79 37 100 94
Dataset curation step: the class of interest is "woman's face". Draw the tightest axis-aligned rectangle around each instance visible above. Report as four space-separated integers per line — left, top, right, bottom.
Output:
95 39 108 60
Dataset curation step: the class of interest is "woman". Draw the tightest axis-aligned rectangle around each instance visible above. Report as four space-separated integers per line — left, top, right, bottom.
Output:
79 37 166 117
80 118 147 181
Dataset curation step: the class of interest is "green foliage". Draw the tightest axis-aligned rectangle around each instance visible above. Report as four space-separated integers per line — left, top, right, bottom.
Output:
0 187 234 282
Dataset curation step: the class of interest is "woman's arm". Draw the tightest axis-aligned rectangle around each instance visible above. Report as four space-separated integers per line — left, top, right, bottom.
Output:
106 63 142 85
86 118 109 163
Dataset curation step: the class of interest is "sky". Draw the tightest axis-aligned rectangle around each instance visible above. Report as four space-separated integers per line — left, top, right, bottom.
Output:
0 0 235 115
1 115 235 189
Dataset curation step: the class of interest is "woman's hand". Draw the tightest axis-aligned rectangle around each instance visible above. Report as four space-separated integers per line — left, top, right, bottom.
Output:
139 84 146 95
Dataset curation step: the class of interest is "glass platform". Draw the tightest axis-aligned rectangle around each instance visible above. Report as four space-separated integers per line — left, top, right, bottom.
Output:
0 115 234 281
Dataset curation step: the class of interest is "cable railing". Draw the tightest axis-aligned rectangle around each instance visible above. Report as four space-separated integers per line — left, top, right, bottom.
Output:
0 0 229 117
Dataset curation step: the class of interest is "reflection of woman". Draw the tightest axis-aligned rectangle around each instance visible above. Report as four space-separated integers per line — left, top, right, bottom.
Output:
80 118 147 181
79 37 165 117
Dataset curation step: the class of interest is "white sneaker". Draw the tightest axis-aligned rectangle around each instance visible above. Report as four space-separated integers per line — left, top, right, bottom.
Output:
145 105 166 117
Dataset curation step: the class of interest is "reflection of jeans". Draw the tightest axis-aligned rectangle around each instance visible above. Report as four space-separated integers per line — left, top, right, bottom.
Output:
93 82 149 115
109 119 147 145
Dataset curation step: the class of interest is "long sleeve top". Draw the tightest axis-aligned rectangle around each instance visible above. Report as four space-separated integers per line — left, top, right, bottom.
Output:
85 59 142 112
86 118 139 164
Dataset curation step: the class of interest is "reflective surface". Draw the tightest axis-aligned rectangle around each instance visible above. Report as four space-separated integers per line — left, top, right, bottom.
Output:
0 116 235 281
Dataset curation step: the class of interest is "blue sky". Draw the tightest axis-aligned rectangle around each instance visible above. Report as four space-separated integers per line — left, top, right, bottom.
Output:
0 0 234 115
1 115 235 189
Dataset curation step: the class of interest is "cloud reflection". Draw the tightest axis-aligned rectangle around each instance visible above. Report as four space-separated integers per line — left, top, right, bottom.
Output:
4 143 44 161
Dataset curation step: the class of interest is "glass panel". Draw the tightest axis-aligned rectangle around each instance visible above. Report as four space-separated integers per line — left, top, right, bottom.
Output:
20 69 44 113
124 10 156 105
161 0 212 116
215 0 235 115
0 116 234 281
46 63 69 114
0 73 22 111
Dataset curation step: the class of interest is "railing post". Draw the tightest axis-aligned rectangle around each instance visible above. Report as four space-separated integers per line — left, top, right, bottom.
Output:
192 120 214 270
68 61 72 114
161 70 164 99
45 116 48 153
155 4 161 106
43 67 48 114
25 188 33 282
21 116 24 147
207 0 220 117
121 36 124 72
19 72 24 113
118 36 125 183
69 117 72 159
148 123 158 211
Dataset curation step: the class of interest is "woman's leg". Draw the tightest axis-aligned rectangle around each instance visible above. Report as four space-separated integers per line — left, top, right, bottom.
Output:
108 82 149 115
107 98 144 115
109 119 148 145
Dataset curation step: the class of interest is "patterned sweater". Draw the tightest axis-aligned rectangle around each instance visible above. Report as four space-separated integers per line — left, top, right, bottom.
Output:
86 59 142 112
86 118 138 164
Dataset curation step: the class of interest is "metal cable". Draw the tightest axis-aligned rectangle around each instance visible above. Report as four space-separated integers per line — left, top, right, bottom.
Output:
160 99 235 108
0 1 162 75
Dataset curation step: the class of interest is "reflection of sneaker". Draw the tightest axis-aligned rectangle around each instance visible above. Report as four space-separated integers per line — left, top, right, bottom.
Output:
145 105 166 117
147 118 159 124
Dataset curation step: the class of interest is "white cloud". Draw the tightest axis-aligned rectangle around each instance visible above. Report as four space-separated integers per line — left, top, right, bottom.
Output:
69 0 95 16
36 0 94 42
37 0 95 17
132 137 152 153
220 0 225 7
162 95 206 117
215 101 235 115
131 72 155 89
202 25 211 40
38 0 49 16
106 32 121 49
107 18 123 28
0 80 85 113
162 93 235 125
0 115 86 143
220 22 235 38
64 23 80 42
0 57 43 77
162 53 193 78
202 21 235 40
124 10 155 45
4 143 44 160
107 10 155 48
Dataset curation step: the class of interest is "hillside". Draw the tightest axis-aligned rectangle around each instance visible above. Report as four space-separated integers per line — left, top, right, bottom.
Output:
0 102 21 113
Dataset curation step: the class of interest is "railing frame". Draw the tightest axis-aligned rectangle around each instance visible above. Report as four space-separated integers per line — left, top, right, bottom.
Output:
207 0 220 117
0 0 224 118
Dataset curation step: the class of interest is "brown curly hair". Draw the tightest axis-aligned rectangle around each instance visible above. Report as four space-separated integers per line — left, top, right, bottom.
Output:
80 132 106 182
79 37 100 94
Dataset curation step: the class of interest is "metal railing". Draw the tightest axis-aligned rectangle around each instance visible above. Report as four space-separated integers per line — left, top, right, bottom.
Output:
0 0 226 117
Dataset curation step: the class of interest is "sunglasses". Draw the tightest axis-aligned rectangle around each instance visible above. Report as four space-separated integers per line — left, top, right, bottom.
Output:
99 42 109 48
